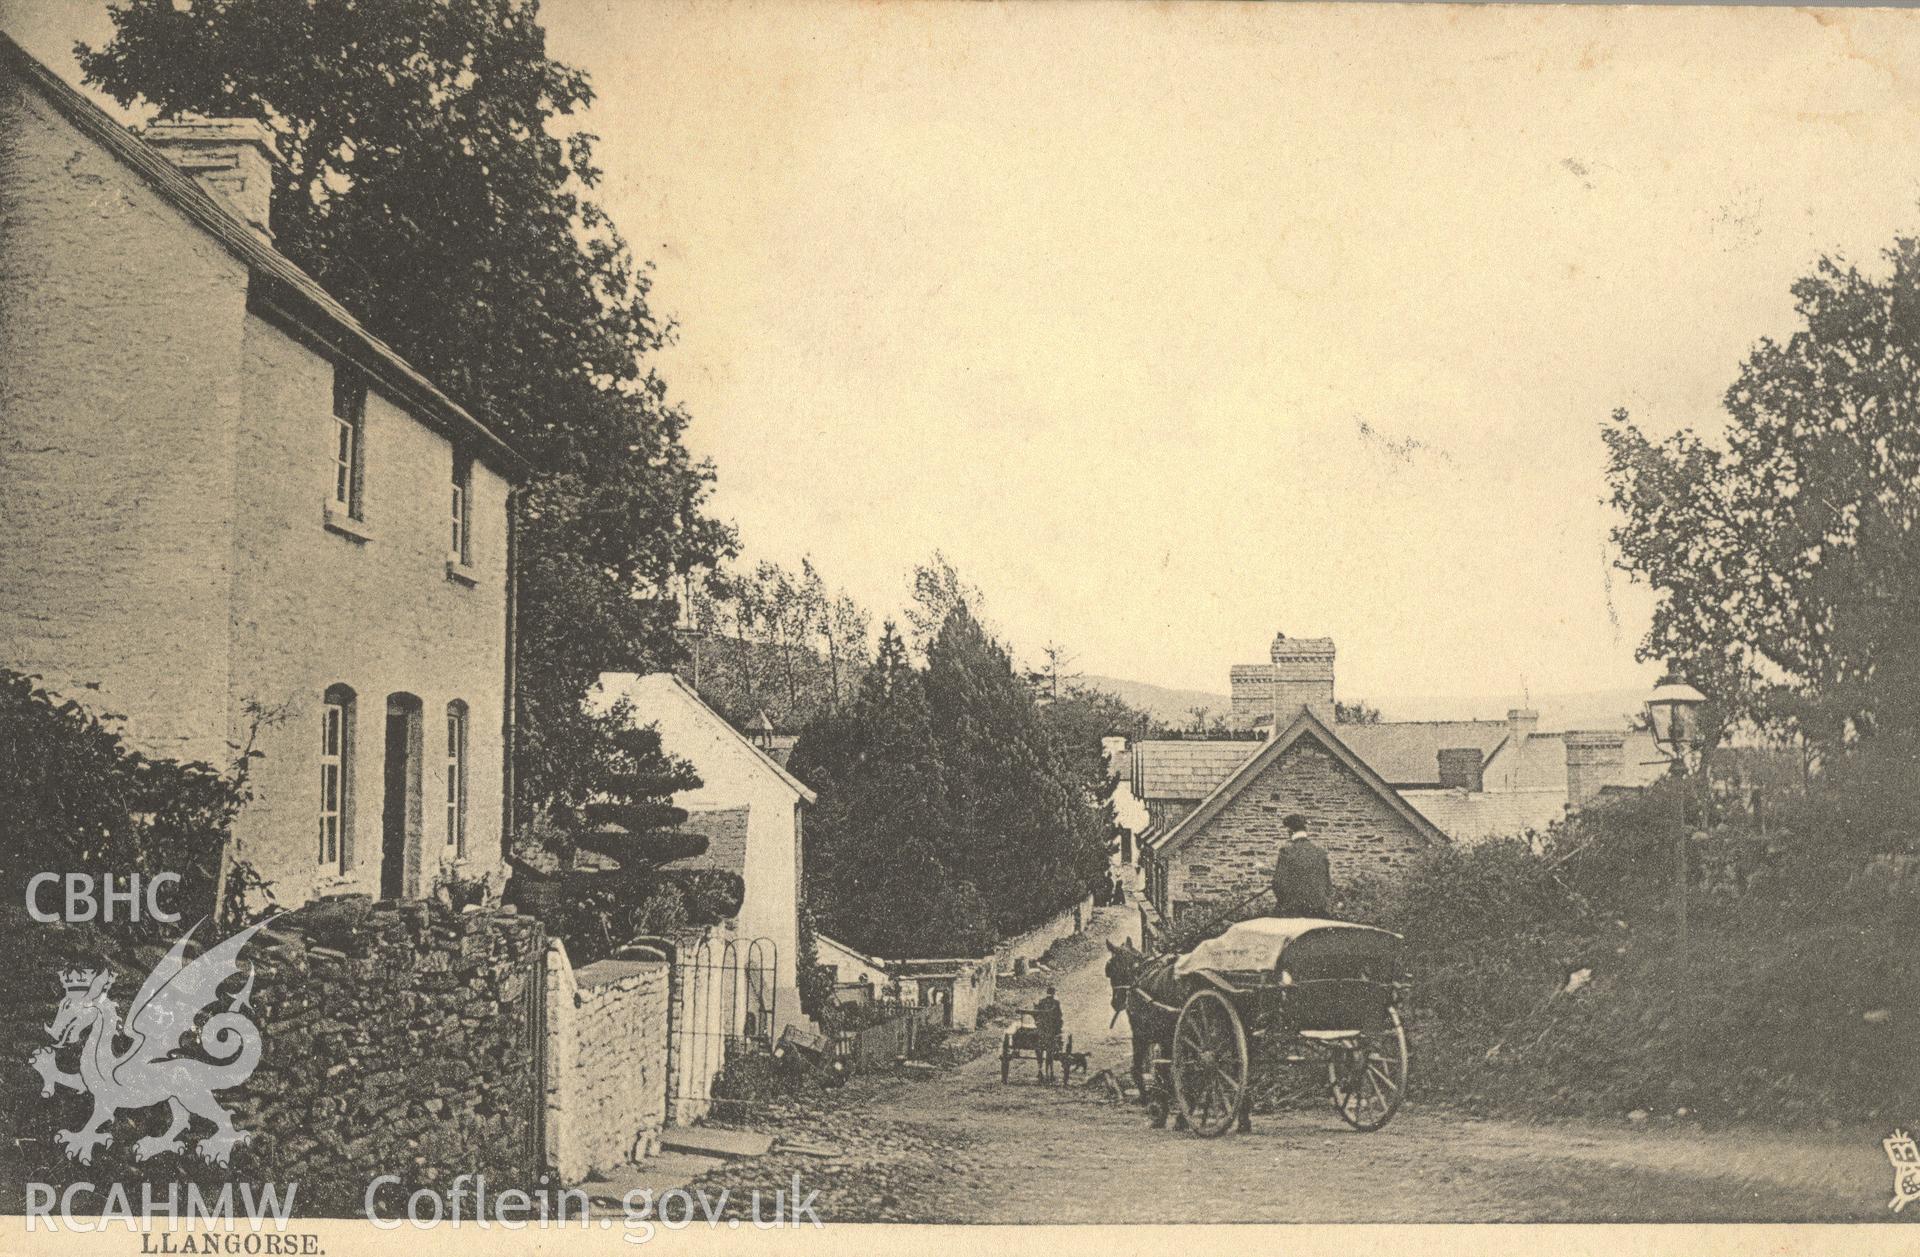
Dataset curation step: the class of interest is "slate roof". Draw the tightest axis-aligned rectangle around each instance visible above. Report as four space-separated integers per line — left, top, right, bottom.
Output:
1403 788 1569 846
1338 721 1509 787
1131 740 1259 801
1132 721 1513 798
0 33 532 479
1148 710 1448 856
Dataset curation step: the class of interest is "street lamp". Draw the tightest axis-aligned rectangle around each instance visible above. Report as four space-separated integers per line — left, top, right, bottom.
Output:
1644 665 1707 990
1645 670 1708 768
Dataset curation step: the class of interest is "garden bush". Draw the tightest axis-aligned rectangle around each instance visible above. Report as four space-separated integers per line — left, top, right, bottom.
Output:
0 670 261 939
1360 778 1920 1126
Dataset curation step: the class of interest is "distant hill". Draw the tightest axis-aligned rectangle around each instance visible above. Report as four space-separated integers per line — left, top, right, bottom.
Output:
1078 675 1648 735
1077 675 1232 727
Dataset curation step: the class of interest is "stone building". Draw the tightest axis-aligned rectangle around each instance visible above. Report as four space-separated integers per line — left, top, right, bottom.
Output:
1141 709 1446 923
0 37 532 907
1135 630 1669 918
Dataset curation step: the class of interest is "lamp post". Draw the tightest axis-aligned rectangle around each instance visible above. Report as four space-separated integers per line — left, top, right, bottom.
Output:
1645 667 1707 978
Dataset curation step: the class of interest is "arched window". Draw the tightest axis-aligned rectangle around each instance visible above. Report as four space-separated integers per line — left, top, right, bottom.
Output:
320 684 356 872
445 700 469 858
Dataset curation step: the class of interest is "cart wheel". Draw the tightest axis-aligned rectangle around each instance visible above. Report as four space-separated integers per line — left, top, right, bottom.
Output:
1330 1006 1409 1131
1001 1036 1012 1083
1172 988 1248 1138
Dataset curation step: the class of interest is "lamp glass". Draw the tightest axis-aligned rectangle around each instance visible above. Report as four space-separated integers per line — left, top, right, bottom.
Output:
1645 677 1707 757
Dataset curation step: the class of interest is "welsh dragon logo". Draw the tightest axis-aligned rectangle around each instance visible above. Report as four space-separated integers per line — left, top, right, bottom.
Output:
28 918 273 1166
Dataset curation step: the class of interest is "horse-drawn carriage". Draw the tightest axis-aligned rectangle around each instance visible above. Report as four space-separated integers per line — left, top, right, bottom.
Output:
1109 917 1410 1136
1001 1008 1082 1084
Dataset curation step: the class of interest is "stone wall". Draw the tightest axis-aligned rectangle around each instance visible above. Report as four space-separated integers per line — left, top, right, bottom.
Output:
228 311 513 907
0 73 247 766
4 896 546 1216
1166 739 1434 921
233 897 545 1210
994 894 1094 976
542 941 669 1183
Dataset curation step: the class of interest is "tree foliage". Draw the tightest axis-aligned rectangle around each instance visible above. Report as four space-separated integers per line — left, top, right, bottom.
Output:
80 0 733 821
903 551 982 656
787 625 995 958
682 559 871 732
922 605 1110 934
1335 698 1383 725
1605 239 1920 748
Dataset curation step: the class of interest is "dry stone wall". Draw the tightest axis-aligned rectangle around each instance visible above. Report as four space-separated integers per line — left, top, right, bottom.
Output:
3 895 545 1216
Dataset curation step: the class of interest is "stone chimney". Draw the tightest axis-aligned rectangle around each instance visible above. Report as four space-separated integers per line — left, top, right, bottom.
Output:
1507 708 1539 749
144 117 281 240
1437 747 1484 792
1564 730 1625 809
1269 632 1335 727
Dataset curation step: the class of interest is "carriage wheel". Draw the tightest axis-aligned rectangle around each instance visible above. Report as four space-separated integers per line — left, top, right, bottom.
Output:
1001 1036 1013 1083
1172 988 1248 1138
1330 1006 1409 1131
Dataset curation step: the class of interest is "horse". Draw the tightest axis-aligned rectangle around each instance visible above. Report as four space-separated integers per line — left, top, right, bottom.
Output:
1104 938 1188 1130
1106 936 1254 1133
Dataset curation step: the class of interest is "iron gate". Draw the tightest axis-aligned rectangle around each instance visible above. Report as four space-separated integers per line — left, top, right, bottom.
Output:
512 944 548 1174
668 935 777 1123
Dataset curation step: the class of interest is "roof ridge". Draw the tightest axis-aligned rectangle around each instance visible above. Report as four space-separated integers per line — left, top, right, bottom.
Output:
0 32 533 478
1148 710 1447 854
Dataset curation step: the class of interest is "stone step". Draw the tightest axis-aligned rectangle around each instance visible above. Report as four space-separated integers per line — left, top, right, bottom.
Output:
659 1127 774 1159
582 1152 724 1204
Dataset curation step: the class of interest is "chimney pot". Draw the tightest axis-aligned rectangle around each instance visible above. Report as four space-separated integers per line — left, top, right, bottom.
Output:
144 116 281 240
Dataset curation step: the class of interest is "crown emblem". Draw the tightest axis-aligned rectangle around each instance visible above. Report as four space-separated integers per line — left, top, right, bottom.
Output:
59 967 100 992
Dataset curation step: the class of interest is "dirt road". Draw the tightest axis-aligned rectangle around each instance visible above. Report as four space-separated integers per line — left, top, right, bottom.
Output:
691 909 1906 1223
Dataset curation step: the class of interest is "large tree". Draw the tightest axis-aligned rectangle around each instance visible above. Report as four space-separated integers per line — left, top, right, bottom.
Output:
924 605 1109 932
80 0 732 819
1605 239 1920 748
786 625 993 958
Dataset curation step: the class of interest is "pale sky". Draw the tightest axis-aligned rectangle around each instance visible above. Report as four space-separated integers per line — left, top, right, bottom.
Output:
11 2 1920 704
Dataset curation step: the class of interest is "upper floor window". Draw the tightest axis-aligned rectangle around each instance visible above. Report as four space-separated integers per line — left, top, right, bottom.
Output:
331 366 367 518
450 451 473 564
445 700 468 857
320 684 356 872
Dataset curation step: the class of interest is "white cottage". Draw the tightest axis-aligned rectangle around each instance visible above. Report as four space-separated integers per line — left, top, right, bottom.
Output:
590 672 814 1034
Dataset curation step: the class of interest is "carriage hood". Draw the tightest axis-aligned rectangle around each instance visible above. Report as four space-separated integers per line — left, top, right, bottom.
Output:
1174 917 1400 979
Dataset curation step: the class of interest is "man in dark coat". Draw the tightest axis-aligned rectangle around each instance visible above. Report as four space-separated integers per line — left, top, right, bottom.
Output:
1271 814 1335 917
1032 986 1064 1078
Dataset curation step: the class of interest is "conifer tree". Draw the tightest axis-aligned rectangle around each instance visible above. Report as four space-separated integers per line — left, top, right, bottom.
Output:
924 605 1108 932
788 624 993 957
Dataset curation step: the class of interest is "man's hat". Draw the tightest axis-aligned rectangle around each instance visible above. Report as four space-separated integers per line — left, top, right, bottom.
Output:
1282 813 1308 831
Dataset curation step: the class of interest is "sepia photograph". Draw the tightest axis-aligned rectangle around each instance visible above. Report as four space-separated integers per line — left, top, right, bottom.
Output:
1 0 1917 1247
